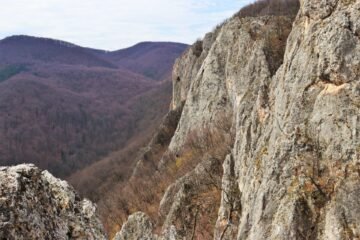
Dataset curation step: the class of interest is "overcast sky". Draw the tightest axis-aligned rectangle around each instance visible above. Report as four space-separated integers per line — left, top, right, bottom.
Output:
0 0 252 50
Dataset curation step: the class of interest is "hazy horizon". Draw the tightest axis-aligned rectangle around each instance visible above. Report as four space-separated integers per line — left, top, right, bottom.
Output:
0 34 190 51
0 0 252 50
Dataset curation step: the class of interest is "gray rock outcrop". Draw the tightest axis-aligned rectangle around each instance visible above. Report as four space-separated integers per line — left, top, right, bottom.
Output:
116 0 360 239
113 212 157 240
0 164 106 240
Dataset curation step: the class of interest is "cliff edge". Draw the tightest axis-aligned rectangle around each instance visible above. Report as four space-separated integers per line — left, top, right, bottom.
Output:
116 0 359 239
0 164 106 239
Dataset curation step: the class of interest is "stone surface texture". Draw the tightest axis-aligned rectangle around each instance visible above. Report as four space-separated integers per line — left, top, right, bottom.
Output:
118 0 359 238
0 164 106 240
113 212 157 240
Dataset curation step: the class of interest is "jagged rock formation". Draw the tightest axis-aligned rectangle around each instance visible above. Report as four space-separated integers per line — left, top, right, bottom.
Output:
0 164 106 239
162 13 295 240
117 0 359 239
113 212 157 240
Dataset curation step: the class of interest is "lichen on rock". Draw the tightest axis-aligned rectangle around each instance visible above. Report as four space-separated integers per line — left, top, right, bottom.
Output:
113 212 158 240
0 164 106 240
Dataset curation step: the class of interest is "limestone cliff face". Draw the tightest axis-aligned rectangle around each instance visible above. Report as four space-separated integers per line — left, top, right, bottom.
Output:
214 0 360 238
0 164 106 240
161 14 295 240
117 0 359 239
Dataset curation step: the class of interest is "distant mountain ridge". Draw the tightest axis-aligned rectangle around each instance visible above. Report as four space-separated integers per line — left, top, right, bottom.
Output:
0 35 116 68
0 34 188 177
0 35 187 80
104 42 188 80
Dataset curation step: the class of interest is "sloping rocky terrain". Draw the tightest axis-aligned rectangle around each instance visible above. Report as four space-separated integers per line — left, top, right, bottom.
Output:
115 0 360 239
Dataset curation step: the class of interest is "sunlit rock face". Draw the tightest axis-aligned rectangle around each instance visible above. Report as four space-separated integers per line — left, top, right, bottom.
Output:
117 0 360 239
113 212 158 240
0 164 106 240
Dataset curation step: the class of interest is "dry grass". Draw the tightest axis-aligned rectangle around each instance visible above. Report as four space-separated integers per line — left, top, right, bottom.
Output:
97 112 234 238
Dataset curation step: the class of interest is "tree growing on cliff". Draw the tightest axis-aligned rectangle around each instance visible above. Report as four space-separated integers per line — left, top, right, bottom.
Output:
234 0 300 19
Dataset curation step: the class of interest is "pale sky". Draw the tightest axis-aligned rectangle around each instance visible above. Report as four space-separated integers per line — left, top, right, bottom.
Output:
0 0 252 50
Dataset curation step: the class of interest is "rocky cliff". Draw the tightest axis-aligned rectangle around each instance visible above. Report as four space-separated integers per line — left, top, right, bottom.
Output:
0 164 106 239
1 0 357 239
116 0 359 239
